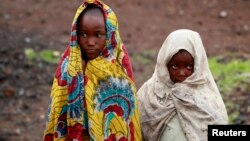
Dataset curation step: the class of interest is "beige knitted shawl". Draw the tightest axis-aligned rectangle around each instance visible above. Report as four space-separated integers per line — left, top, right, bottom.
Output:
138 29 228 141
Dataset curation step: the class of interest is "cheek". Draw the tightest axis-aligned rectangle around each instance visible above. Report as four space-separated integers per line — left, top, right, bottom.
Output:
99 38 106 50
77 38 86 47
100 38 106 46
187 70 194 76
168 69 176 77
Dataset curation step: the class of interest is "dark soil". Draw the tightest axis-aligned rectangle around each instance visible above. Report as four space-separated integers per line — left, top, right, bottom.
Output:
0 0 250 141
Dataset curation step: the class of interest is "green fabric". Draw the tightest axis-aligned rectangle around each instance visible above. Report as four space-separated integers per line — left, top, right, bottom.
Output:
160 115 187 141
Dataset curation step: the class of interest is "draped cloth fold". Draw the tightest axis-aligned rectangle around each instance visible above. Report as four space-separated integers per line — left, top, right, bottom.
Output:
43 0 142 140
138 29 228 141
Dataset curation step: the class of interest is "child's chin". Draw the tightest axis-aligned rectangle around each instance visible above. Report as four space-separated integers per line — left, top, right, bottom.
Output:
86 56 98 60
173 79 185 83
82 54 97 60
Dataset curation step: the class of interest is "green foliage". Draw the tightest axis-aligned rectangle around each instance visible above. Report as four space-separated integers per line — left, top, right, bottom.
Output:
208 57 250 94
24 48 36 60
24 48 60 64
132 49 157 65
226 100 240 124
208 55 250 123
39 50 60 64
132 55 152 65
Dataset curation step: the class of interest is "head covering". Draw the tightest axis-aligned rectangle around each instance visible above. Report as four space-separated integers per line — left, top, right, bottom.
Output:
138 29 228 141
43 0 142 140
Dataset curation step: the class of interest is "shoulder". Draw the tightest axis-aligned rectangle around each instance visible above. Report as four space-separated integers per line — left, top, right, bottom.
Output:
137 79 154 102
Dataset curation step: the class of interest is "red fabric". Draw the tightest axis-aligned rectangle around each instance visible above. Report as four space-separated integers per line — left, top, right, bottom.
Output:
55 47 70 86
121 45 134 81
68 123 84 141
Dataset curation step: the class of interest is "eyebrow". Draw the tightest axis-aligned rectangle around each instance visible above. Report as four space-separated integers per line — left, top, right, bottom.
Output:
79 28 106 31
95 28 106 32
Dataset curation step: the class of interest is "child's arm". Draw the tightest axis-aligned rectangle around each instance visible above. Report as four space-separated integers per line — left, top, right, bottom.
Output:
169 84 228 140
171 84 228 124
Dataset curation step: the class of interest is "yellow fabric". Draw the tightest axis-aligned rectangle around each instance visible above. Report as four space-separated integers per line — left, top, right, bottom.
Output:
43 0 142 140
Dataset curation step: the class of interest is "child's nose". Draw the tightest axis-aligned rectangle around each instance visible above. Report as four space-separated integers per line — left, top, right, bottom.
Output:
87 37 95 46
179 69 186 76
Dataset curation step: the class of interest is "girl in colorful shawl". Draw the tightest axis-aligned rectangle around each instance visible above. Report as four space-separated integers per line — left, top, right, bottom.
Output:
138 29 228 141
43 0 142 141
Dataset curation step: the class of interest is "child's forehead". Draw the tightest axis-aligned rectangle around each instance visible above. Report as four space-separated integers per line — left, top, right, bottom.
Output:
83 5 104 16
77 7 104 22
172 49 192 57
169 49 194 63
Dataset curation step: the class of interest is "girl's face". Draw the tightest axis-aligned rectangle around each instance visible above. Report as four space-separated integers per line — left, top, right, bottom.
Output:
167 50 194 83
77 9 106 60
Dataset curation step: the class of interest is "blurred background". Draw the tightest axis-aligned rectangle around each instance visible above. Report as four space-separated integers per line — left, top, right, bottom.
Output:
0 0 250 140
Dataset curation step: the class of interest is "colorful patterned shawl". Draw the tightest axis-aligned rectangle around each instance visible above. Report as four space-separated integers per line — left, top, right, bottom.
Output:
43 0 142 140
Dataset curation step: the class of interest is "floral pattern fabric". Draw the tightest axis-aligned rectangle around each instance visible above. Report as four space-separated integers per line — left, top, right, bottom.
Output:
43 0 142 140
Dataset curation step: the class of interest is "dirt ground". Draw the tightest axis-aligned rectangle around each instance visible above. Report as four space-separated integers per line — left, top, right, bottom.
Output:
0 0 250 141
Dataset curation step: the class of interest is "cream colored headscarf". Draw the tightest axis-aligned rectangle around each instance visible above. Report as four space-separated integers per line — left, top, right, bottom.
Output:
138 29 228 141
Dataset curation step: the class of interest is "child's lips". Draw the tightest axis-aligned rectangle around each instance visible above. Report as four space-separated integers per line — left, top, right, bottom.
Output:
175 76 188 82
85 49 96 54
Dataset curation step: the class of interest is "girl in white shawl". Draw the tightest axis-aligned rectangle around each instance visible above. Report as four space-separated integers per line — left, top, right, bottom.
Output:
138 29 228 141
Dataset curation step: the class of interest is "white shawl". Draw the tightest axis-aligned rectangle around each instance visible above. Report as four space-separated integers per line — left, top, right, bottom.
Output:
138 29 228 141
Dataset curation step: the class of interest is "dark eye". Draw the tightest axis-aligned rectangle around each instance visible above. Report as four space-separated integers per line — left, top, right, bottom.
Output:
97 34 102 38
171 65 178 69
79 32 87 38
96 33 104 38
187 64 194 70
